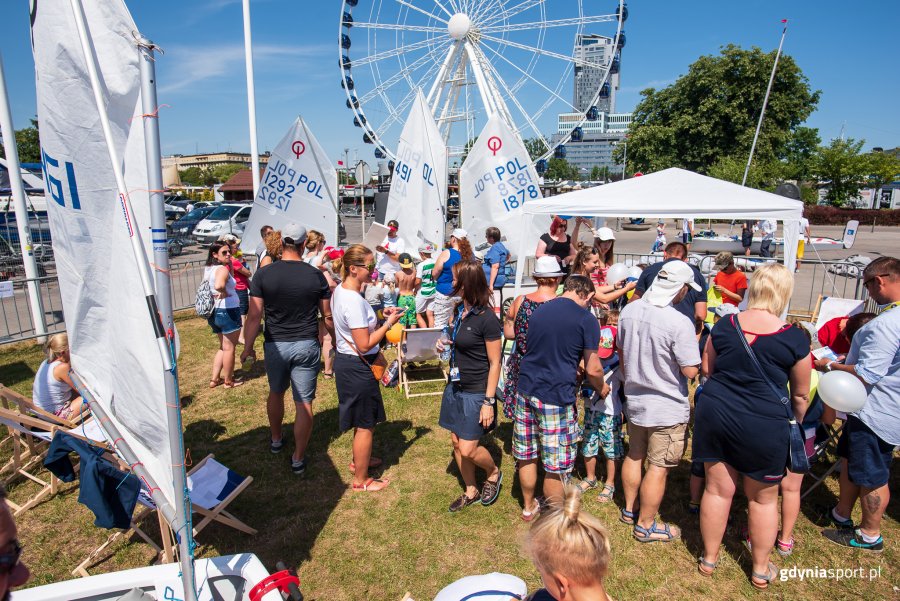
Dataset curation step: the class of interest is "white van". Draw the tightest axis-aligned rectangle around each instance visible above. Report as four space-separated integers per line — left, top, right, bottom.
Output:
192 203 252 245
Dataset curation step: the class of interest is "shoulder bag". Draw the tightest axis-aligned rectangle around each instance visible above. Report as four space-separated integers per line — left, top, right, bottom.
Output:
340 332 388 381
732 315 810 474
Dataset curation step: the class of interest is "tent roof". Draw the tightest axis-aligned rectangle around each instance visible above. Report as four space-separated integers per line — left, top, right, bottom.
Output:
525 168 803 221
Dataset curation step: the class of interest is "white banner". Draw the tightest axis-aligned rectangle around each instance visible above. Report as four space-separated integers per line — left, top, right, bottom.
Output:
31 0 174 506
384 89 447 253
241 117 338 254
459 114 547 253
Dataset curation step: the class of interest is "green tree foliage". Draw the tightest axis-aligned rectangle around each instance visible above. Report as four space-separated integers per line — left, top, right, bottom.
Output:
544 158 579 181
707 154 785 189
523 137 548 161
865 150 900 208
0 118 41 164
625 45 820 174
811 138 870 206
589 165 611 181
209 163 244 184
780 126 821 182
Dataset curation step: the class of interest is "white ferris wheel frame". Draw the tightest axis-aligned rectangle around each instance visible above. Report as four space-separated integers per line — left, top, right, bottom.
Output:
338 0 626 163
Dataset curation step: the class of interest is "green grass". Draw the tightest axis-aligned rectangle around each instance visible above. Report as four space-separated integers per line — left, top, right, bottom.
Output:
1 312 897 600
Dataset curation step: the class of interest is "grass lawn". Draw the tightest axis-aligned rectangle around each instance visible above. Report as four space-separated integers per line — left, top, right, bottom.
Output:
1 312 897 600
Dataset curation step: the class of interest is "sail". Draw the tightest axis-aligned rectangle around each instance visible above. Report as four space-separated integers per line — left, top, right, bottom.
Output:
384 89 447 253
459 114 548 253
31 0 175 506
241 117 338 254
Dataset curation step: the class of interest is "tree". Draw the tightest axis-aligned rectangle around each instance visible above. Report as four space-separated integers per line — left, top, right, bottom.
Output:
707 154 785 189
0 118 41 164
209 163 243 184
545 158 579 181
811 138 870 206
781 126 821 182
523 137 548 161
865 150 900 209
625 45 820 175
178 167 207 186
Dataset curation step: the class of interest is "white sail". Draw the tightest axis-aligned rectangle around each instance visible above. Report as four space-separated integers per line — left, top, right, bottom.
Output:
241 117 339 254
459 114 548 253
384 89 447 253
31 0 175 507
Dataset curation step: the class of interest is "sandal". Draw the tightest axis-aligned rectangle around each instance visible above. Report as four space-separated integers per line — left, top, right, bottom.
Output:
698 555 719 577
323 372 334 379
521 500 541 522
209 378 223 389
348 457 383 473
351 477 390 492
619 506 639 525
775 535 794 557
750 562 777 590
223 379 244 389
633 520 681 543
597 484 615 503
578 478 598 492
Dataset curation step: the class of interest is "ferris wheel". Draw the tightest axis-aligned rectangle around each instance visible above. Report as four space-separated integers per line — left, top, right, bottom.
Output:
338 0 628 164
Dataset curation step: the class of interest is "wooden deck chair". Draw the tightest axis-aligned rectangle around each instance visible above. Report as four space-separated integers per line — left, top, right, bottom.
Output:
398 328 447 399
0 384 88 429
0 406 108 515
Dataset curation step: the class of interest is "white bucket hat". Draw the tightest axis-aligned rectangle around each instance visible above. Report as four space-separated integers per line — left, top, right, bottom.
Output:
643 261 701 307
532 255 566 277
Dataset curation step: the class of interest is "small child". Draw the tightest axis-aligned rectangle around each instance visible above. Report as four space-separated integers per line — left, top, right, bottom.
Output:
395 253 419 329
523 486 613 601
364 280 384 320
652 220 666 252
381 272 398 309
580 310 624 503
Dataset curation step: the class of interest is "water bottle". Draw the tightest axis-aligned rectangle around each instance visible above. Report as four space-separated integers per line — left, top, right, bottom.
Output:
439 326 452 362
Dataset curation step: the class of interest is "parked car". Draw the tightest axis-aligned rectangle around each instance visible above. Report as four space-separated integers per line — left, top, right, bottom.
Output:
192 203 252 245
164 202 187 222
170 206 215 236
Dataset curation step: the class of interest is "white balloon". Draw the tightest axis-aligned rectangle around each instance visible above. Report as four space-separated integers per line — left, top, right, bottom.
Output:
817 370 867 413
628 266 643 280
606 262 629 285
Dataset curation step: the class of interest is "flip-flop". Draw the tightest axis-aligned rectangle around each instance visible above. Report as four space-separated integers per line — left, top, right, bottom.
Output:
351 477 390 492
348 457 383 472
223 379 245 389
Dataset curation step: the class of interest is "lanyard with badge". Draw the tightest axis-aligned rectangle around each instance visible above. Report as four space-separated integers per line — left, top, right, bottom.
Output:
449 305 469 383
881 301 900 314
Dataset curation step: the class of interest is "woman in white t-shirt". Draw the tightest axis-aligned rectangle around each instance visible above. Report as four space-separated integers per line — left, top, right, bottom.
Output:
204 242 244 389
331 244 403 492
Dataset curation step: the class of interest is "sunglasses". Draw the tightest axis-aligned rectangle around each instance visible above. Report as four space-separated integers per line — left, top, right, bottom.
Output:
0 540 22 576
354 263 376 271
863 273 889 288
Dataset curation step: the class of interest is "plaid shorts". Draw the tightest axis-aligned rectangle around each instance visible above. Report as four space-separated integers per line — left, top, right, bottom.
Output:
582 409 625 460
513 393 578 474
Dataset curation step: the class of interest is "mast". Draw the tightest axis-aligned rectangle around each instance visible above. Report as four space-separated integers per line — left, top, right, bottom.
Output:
242 0 261 196
67 1 197 599
0 52 47 341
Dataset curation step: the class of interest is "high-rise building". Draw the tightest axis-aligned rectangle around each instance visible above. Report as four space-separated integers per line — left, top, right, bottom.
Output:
573 34 620 113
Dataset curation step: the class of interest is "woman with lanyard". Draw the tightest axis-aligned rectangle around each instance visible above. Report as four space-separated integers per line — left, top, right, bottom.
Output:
332 244 403 492
432 228 474 328
438 261 503 512
535 216 581 270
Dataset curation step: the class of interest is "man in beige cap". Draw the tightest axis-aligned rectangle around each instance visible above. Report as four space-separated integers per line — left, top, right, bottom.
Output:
712 251 747 306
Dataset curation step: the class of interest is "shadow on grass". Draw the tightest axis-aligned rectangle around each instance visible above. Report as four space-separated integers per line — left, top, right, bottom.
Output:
0 360 38 389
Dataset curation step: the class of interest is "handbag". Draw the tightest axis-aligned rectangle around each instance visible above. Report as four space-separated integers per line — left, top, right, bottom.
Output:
732 315 810 474
340 333 388 381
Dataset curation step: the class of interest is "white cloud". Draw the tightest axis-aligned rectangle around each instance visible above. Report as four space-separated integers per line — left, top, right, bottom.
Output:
158 42 332 94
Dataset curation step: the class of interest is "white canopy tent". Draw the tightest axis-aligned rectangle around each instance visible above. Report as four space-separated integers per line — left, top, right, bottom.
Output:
514 168 804 294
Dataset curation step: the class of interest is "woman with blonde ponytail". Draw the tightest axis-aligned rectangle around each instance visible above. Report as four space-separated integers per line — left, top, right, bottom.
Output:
524 485 613 601
32 333 87 420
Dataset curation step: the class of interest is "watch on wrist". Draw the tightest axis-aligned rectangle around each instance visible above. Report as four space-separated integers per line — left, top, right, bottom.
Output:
482 397 495 407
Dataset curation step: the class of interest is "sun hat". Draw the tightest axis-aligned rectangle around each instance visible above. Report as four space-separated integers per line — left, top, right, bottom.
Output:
281 223 307 246
398 252 414 268
714 304 740 318
594 227 616 241
643 261 701 307
714 251 734 270
532 255 566 277
598 325 618 359
451 227 468 239
418 242 437 254
387 219 399 232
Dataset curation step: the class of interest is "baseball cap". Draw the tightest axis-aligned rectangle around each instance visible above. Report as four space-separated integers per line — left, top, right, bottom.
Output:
398 252 414 268
714 251 734 270
327 247 345 261
598 325 617 359
532 255 566 277
281 223 307 245
418 242 437 254
594 227 616 241
643 261 701 307
387 219 399 232
451 228 468 239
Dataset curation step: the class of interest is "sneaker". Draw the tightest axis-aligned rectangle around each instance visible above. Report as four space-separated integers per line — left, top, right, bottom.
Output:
270 439 284 454
291 458 307 477
480 471 503 506
822 528 883 553
449 493 479 513
827 506 855 530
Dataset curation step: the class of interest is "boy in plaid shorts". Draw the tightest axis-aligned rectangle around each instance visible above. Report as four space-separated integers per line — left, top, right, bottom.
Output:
580 321 625 502
514 276 609 520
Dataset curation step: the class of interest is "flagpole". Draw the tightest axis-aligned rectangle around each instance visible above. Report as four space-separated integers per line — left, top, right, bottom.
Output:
136 34 199 601
0 52 47 342
742 19 788 187
66 2 196 599
242 0 261 196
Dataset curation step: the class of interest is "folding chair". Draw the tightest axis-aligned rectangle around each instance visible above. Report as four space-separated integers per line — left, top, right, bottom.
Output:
0 384 88 428
801 421 845 500
398 328 447 398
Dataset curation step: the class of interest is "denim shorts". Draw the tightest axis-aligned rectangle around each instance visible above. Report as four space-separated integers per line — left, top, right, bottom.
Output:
208 307 241 335
264 340 321 403
236 288 249 315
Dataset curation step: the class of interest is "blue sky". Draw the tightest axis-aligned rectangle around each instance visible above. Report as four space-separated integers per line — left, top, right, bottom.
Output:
1 0 898 164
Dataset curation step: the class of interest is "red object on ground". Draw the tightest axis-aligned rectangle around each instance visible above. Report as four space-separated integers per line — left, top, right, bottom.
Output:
249 570 301 601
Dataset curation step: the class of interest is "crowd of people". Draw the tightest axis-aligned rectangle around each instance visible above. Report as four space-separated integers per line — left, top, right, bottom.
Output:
18 216 895 600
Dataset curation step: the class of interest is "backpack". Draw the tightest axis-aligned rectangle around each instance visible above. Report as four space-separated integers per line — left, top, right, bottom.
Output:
195 277 216 317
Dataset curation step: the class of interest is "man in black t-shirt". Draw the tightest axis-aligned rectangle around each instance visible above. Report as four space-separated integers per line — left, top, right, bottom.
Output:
241 223 333 476
630 241 707 324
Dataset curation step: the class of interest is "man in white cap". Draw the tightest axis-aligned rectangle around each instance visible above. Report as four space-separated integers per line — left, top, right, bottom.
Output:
617 260 701 543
